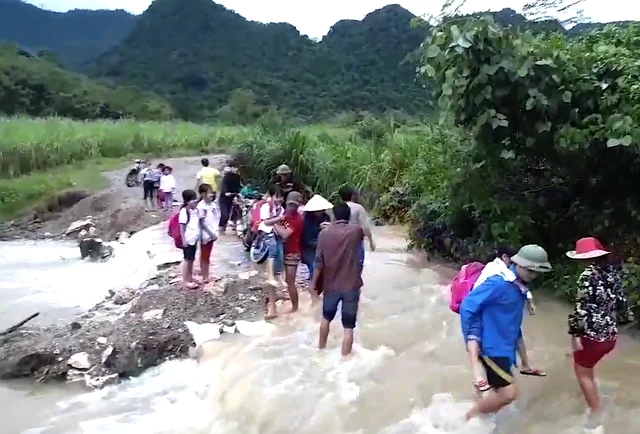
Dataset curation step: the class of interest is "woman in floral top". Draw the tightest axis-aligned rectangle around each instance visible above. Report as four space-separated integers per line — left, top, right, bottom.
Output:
566 237 633 418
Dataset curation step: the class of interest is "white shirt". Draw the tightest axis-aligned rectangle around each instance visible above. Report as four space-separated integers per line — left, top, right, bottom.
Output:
257 201 283 233
473 257 533 300
347 201 371 230
197 200 218 244
160 174 176 192
179 207 200 246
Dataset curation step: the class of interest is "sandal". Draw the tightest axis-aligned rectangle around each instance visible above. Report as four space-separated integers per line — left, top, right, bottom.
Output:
473 380 491 393
184 282 199 290
520 368 546 377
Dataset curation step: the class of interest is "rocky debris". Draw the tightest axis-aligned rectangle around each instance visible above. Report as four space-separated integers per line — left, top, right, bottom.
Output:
110 287 135 305
0 267 265 387
65 217 94 236
67 352 91 370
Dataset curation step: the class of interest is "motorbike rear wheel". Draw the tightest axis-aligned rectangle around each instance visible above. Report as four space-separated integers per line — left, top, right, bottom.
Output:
125 170 138 187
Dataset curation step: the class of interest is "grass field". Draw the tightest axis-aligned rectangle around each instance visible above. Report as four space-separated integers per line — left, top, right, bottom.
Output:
0 116 462 222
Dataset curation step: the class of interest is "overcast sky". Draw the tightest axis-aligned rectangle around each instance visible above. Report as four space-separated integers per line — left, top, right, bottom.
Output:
26 0 640 39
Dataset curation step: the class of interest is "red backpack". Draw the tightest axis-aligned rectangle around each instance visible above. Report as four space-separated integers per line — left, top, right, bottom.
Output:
449 262 485 314
168 207 190 249
250 199 274 234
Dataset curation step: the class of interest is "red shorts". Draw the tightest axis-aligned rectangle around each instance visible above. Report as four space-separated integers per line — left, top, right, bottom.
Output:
200 241 214 263
573 337 616 369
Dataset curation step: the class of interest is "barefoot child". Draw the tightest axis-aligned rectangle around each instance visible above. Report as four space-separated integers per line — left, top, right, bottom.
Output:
160 166 176 211
277 191 304 314
179 189 200 289
197 183 218 283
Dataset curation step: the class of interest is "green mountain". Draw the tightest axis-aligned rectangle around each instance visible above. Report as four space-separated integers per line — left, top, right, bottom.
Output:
0 43 173 120
88 0 430 120
1 0 638 121
0 0 136 66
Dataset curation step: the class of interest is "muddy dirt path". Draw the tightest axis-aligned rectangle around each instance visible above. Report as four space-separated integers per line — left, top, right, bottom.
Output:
2 155 229 241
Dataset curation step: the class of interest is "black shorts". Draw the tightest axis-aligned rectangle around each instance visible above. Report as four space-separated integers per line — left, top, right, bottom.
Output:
143 180 156 200
182 244 197 261
480 356 514 390
322 288 361 329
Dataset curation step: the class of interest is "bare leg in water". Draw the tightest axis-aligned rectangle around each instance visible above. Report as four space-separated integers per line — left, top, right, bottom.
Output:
574 363 603 417
284 263 299 314
466 385 518 420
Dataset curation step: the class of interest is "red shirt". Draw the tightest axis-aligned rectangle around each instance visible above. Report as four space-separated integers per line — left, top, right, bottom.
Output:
283 213 303 255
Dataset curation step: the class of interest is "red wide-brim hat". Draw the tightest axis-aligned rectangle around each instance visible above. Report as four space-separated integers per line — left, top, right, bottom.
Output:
566 237 610 260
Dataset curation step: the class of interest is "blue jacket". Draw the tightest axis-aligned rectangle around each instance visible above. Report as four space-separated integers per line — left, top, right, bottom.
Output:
460 272 526 366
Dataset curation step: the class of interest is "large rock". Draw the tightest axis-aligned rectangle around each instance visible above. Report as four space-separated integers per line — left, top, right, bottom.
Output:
65 218 94 236
79 237 113 261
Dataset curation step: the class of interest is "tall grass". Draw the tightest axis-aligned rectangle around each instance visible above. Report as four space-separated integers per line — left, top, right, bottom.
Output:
0 116 466 224
0 117 252 178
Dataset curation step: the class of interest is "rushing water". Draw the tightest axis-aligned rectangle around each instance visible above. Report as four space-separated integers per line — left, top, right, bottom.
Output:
2 226 640 433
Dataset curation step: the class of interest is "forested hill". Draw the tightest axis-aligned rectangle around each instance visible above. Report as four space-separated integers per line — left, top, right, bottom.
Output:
1 0 638 121
0 0 136 66
87 0 431 119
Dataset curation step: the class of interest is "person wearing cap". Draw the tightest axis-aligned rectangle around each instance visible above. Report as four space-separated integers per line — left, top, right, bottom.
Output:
301 194 334 283
275 191 305 314
460 244 552 421
272 164 309 204
566 237 633 420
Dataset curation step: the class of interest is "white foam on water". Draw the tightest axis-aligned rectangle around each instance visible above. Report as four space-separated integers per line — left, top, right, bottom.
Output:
0 223 175 316
380 394 495 434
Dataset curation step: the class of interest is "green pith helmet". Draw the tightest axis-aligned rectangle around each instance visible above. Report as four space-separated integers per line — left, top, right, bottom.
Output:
276 164 291 175
511 245 553 273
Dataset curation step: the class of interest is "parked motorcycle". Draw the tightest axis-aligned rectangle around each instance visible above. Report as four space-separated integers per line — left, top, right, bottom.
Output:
125 159 149 187
237 196 260 251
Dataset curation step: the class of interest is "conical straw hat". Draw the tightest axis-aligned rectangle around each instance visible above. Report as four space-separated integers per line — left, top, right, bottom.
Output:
303 195 333 212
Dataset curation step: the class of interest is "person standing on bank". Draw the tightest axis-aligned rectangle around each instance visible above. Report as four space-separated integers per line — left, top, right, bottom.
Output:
179 189 200 289
310 202 364 357
566 237 633 422
195 157 222 198
218 159 242 235
273 164 309 203
159 166 176 211
339 186 375 267
460 245 552 421
197 183 218 284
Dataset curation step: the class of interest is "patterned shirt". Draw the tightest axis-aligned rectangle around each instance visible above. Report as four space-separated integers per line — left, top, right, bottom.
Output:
568 264 633 342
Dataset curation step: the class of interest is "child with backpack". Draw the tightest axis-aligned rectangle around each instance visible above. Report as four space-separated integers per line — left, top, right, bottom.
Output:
450 247 541 393
197 183 218 283
168 189 200 289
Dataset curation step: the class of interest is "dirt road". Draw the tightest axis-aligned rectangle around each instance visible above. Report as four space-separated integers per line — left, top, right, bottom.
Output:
4 155 229 240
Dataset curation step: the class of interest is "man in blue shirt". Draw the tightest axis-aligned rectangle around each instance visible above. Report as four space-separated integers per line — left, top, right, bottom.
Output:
460 245 552 420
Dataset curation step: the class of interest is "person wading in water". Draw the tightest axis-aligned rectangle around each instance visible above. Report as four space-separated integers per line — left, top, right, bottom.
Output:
310 202 364 357
339 186 375 268
277 191 304 314
301 194 333 284
566 237 633 428
460 245 551 421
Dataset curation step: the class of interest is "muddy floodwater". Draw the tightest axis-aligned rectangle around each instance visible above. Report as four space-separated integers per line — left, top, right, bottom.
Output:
1 226 640 433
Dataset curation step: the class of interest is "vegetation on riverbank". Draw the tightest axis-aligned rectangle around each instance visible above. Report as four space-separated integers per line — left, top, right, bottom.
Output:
3 19 640 314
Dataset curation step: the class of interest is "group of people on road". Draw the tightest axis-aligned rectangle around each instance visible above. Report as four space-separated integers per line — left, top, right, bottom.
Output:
141 163 176 211
455 237 633 430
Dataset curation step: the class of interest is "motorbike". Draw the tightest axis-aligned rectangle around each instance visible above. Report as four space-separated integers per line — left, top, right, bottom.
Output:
125 159 149 187
236 195 260 251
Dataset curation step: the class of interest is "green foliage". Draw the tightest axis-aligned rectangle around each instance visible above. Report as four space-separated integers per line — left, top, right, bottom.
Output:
0 44 174 122
0 117 242 178
86 0 431 120
0 0 136 67
413 18 640 307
